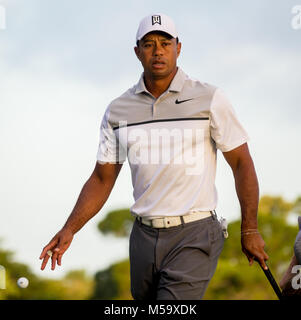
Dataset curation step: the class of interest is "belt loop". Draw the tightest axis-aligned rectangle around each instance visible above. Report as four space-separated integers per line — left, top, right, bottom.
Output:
180 216 185 226
137 216 142 226
211 210 217 220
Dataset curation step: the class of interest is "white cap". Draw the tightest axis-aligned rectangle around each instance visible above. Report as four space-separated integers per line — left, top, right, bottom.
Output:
136 13 178 42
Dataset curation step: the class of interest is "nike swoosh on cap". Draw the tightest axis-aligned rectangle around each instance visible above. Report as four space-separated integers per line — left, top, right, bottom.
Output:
175 98 194 104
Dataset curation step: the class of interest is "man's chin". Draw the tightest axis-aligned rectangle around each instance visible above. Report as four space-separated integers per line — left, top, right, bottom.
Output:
149 68 170 79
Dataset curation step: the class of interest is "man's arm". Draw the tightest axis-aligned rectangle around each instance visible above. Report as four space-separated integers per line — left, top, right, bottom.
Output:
222 143 269 269
39 161 123 270
279 254 298 292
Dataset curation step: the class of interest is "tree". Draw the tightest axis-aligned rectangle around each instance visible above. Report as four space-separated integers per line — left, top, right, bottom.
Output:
91 260 131 300
0 241 94 300
258 195 293 219
97 208 135 237
204 195 299 299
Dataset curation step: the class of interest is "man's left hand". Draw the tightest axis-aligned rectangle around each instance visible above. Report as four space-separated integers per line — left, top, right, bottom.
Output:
241 231 269 270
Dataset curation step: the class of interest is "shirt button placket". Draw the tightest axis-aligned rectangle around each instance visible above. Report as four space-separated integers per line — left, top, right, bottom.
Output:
152 100 157 118
153 97 162 118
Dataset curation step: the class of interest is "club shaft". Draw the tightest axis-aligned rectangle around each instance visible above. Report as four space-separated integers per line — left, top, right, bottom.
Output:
261 266 283 300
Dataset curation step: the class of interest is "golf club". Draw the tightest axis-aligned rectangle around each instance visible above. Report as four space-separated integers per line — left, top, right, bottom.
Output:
258 261 283 300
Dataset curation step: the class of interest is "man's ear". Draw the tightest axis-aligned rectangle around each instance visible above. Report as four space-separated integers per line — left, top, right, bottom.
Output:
176 42 182 58
134 46 141 61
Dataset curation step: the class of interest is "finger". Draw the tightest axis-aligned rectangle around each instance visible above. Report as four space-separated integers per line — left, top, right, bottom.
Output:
40 239 57 259
40 239 58 259
243 249 253 262
54 242 69 265
261 260 268 270
257 247 269 268
57 254 63 266
51 252 58 270
249 256 254 266
40 246 51 260
51 247 62 270
255 256 268 270
54 248 61 267
40 254 50 270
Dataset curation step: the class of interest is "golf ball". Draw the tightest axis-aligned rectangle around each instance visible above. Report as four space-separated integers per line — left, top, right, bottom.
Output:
17 277 29 288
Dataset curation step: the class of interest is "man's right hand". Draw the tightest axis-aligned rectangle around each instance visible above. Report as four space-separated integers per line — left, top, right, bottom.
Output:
39 228 74 271
38 162 123 271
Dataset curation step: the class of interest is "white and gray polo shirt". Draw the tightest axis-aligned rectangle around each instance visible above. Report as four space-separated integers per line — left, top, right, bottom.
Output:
96 68 249 219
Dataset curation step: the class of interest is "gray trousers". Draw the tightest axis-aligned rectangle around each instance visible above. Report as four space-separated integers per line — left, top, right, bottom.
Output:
129 214 225 300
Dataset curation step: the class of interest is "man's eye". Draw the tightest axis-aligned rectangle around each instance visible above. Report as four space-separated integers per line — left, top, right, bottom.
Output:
162 42 171 46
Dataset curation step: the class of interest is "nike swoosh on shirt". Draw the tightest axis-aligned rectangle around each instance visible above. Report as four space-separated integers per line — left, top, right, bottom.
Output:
175 98 194 104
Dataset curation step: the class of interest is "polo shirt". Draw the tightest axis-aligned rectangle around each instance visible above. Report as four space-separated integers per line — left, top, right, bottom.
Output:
96 68 249 219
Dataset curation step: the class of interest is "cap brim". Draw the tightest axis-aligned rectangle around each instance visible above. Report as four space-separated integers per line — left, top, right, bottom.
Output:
139 30 175 41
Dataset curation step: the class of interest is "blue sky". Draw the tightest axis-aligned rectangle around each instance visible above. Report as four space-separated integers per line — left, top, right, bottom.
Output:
0 0 300 279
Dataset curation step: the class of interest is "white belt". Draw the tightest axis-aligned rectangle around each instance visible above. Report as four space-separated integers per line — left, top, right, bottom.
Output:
138 211 213 229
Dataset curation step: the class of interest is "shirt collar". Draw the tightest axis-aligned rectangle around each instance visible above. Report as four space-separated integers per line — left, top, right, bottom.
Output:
135 73 148 94
134 67 187 95
169 67 186 92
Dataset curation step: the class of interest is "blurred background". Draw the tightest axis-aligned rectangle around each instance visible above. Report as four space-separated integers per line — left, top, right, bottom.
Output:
0 0 300 299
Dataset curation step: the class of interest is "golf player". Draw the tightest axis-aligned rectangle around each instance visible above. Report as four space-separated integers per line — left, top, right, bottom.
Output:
280 216 301 296
40 13 269 300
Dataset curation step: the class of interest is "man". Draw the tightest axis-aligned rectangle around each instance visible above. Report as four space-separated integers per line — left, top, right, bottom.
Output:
280 216 301 296
40 13 269 300
295 216 301 264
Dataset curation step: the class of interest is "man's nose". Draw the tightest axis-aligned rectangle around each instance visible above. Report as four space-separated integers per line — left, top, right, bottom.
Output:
153 44 163 56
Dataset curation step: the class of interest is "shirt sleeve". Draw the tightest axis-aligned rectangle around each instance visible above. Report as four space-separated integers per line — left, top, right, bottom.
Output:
96 108 126 164
210 88 249 152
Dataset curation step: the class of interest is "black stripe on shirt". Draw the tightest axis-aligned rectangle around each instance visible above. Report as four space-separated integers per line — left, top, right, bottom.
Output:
112 117 209 131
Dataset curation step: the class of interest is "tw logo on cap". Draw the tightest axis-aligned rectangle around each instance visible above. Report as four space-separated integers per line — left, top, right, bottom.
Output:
152 15 161 25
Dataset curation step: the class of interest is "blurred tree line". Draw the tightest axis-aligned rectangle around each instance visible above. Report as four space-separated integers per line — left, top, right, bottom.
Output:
0 244 94 299
1 195 300 300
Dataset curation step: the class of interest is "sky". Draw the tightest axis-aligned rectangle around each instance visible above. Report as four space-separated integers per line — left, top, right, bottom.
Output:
0 0 300 279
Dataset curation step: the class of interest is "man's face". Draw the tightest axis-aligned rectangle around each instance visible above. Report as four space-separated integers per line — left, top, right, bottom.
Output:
134 32 181 79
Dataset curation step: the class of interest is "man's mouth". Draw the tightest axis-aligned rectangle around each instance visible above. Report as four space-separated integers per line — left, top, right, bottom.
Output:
152 60 166 68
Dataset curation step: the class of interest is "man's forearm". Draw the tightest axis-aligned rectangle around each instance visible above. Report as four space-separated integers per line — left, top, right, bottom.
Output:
62 174 113 235
223 144 268 267
233 158 259 231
